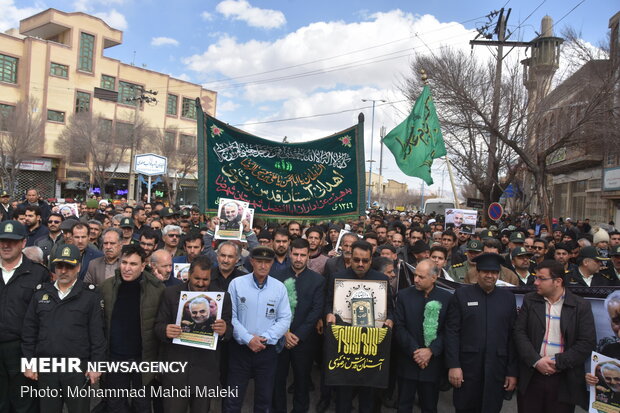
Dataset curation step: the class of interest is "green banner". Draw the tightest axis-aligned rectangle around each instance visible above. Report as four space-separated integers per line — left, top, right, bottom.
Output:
200 110 366 220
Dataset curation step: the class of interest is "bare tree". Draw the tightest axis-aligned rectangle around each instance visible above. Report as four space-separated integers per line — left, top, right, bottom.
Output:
146 128 198 205
56 112 150 196
0 98 44 196
403 48 524 210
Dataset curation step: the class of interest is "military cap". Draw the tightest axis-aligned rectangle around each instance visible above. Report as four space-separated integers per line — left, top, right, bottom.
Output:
488 225 498 232
509 231 525 243
610 245 620 257
60 218 78 232
472 252 504 272
578 246 609 261
480 230 495 240
0 190 9 197
86 199 98 208
160 207 177 218
180 209 191 218
52 244 80 266
250 246 275 261
0 220 27 240
511 246 533 259
120 217 134 228
466 239 483 252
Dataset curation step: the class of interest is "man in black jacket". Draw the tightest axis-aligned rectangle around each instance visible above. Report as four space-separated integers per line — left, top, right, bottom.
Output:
0 220 49 413
394 259 452 413
445 253 518 413
154 255 232 412
325 240 394 413
513 260 595 412
273 238 325 413
22 244 106 413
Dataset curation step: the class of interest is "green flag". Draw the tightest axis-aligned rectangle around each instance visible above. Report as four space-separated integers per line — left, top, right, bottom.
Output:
382 85 446 185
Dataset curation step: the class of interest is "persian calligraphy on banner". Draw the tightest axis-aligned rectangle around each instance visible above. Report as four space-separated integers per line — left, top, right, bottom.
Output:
199 110 366 219
324 325 392 388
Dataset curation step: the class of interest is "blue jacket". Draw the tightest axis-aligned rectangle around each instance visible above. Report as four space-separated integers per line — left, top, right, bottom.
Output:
79 247 104 281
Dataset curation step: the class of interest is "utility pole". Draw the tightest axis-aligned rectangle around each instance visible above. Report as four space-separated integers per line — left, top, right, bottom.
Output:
469 8 529 209
126 88 158 201
378 125 386 208
361 98 385 208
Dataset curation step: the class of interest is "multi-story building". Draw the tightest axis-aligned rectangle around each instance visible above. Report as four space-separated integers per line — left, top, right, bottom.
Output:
523 12 619 225
0 8 216 203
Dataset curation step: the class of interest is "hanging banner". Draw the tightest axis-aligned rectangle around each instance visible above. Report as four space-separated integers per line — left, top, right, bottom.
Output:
199 110 366 220
324 325 392 388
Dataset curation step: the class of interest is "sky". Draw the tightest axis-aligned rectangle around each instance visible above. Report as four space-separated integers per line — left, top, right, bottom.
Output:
3 0 618 203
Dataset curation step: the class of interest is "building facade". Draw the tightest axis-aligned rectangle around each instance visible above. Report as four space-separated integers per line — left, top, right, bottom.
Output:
0 8 216 203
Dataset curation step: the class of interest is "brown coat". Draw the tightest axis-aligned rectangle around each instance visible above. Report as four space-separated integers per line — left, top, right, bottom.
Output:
463 263 520 286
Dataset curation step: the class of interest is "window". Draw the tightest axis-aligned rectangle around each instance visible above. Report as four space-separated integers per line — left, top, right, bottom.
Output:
166 94 178 116
47 110 65 123
75 91 90 113
100 75 115 90
164 131 176 149
181 97 196 120
49 62 68 78
607 153 617 166
0 103 15 131
0 54 18 83
79 32 94 72
118 81 142 106
179 134 196 153
116 122 134 142
99 119 113 143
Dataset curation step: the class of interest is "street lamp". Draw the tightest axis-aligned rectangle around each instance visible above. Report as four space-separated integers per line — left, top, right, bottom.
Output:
362 98 386 209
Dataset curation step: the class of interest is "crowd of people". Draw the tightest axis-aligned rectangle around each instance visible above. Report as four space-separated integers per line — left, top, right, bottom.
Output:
1 188 620 413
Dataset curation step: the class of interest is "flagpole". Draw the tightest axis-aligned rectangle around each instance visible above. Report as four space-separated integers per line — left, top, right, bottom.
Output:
445 157 460 208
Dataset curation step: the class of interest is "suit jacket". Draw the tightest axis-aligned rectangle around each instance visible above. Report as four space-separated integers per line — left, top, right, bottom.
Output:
445 284 518 412
154 281 232 388
84 256 120 286
513 289 595 408
273 266 325 342
565 266 613 287
324 255 346 278
394 285 452 382
78 247 104 281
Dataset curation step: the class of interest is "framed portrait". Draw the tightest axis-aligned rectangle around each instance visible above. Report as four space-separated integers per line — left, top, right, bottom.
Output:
173 263 191 282
173 291 225 350
445 208 478 235
350 297 375 327
589 351 620 412
215 197 248 240
333 279 388 328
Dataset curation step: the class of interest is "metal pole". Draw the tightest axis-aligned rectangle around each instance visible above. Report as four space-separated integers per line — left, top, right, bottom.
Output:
362 98 386 208
445 156 460 208
378 125 386 208
147 175 152 203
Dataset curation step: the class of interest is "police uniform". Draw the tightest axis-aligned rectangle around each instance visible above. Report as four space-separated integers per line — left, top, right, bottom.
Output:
224 247 292 413
21 244 106 413
565 246 613 287
449 240 484 283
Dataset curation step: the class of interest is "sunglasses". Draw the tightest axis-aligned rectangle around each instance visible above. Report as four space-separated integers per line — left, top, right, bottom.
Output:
351 257 370 264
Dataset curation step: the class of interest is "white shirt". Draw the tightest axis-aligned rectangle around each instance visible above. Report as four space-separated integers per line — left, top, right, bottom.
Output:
1 256 23 285
579 268 593 287
54 279 77 300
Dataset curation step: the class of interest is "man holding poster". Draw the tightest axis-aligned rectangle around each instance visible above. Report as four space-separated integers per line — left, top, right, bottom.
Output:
154 255 232 412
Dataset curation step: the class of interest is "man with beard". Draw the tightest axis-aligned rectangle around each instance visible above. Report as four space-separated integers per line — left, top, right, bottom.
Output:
84 227 123 286
322 224 342 255
70 223 103 281
375 225 388 245
155 255 231 412
132 206 148 240
219 201 242 231
24 205 49 247
273 238 325 413
162 225 183 257
184 297 216 334
287 221 302 240
36 212 64 264
324 232 358 278
271 228 291 274
0 190 13 221
512 246 536 286
325 240 394 413
532 238 549 265
138 229 159 264
554 242 577 273
306 226 328 276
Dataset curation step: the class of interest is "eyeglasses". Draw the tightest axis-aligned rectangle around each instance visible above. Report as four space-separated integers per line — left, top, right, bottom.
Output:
533 276 554 282
48 220 62 224
351 257 370 264
166 234 180 238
